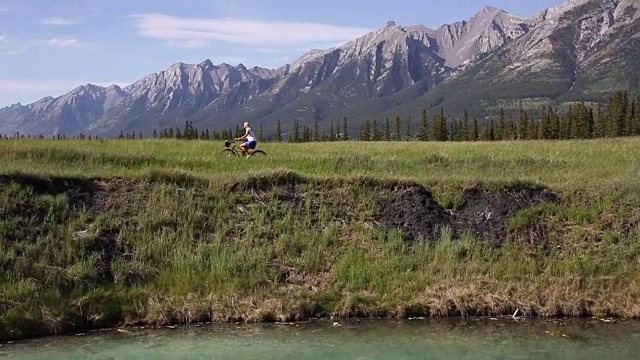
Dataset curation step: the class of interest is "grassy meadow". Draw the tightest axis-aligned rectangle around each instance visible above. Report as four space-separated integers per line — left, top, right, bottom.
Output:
1 137 640 340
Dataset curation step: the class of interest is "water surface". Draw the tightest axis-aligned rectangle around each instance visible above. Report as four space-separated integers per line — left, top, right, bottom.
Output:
2 318 640 359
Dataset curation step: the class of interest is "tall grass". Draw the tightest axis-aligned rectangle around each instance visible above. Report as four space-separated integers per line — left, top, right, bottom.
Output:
1 138 639 340
0 138 638 191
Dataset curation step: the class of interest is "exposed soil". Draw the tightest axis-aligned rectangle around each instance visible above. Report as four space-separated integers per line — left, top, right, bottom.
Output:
452 185 561 246
1 174 561 250
375 184 561 246
377 185 453 243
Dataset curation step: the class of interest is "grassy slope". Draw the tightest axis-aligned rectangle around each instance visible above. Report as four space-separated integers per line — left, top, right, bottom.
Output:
1 138 640 340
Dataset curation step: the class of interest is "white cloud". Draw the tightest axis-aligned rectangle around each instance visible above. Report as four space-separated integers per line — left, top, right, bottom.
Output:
48 38 81 47
51 6 100 17
168 39 208 48
0 35 91 54
0 36 26 55
0 4 19 12
129 13 373 48
42 17 81 25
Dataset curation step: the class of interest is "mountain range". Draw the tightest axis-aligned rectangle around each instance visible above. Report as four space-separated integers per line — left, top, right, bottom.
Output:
1 0 639 138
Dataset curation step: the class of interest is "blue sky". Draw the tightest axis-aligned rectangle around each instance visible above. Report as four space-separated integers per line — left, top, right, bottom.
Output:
0 0 564 107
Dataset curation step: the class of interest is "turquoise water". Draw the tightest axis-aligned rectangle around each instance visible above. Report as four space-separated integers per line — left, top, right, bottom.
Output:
2 318 640 359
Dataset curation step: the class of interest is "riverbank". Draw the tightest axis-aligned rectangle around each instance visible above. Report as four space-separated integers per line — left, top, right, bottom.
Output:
1 138 639 340
5 318 640 359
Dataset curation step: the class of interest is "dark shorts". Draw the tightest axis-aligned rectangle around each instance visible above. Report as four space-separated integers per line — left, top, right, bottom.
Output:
243 140 257 149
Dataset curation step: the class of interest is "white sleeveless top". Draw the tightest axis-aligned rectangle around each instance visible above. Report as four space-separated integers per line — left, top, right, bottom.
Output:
246 128 256 142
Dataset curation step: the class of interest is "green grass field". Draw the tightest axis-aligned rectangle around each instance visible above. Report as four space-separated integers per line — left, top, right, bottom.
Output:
1 137 638 188
1 138 639 340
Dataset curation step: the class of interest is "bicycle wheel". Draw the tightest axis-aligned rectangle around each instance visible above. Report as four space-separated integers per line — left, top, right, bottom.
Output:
221 149 238 157
250 150 267 157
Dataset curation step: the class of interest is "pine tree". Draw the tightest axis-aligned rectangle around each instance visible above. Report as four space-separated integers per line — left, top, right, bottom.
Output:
572 102 589 139
480 120 493 141
293 119 300 142
627 97 637 136
433 108 448 141
372 119 379 141
587 106 595 138
361 119 371 141
450 119 460 141
394 115 401 140
634 96 640 136
384 117 391 141
303 126 311 142
342 117 348 140
313 117 319 142
497 108 506 141
404 115 412 140
327 120 333 141
517 102 529 140
538 106 547 139
472 117 479 141
153 129 158 138
594 103 606 138
183 120 190 139
420 109 429 141
276 120 283 142
550 106 560 140
607 91 628 137
460 110 470 141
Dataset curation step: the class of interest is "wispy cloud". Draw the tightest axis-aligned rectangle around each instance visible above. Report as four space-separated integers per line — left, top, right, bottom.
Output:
42 17 81 25
0 36 27 55
0 4 20 12
129 13 373 48
48 38 82 47
0 35 92 54
52 6 100 17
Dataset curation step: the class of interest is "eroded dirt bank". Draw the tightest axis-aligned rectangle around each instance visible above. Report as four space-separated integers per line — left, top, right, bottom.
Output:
2 173 639 342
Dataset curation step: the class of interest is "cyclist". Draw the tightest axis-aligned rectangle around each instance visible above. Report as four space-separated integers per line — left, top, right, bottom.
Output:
234 121 258 156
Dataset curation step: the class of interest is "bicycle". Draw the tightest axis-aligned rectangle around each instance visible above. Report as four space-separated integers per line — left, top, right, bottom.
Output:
221 139 267 157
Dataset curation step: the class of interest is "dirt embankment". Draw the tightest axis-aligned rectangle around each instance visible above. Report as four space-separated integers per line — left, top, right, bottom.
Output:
0 173 561 248
377 184 560 245
0 173 562 303
228 174 561 246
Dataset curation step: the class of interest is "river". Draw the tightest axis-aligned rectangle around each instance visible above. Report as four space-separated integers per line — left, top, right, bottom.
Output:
2 318 640 359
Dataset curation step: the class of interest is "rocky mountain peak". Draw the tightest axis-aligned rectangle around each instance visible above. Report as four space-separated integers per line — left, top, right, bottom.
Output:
199 59 214 70
475 5 501 17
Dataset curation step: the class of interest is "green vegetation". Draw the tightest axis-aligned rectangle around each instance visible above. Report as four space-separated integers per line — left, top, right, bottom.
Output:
1 137 640 341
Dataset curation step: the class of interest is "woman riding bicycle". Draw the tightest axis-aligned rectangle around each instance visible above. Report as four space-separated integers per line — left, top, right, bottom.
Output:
234 121 258 156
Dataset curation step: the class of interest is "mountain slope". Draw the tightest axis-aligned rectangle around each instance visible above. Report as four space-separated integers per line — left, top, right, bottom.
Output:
194 8 530 131
0 84 128 136
89 61 289 136
381 0 640 117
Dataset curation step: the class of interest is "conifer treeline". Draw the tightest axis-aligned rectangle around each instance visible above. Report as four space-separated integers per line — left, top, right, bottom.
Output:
351 91 640 142
1 91 638 142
